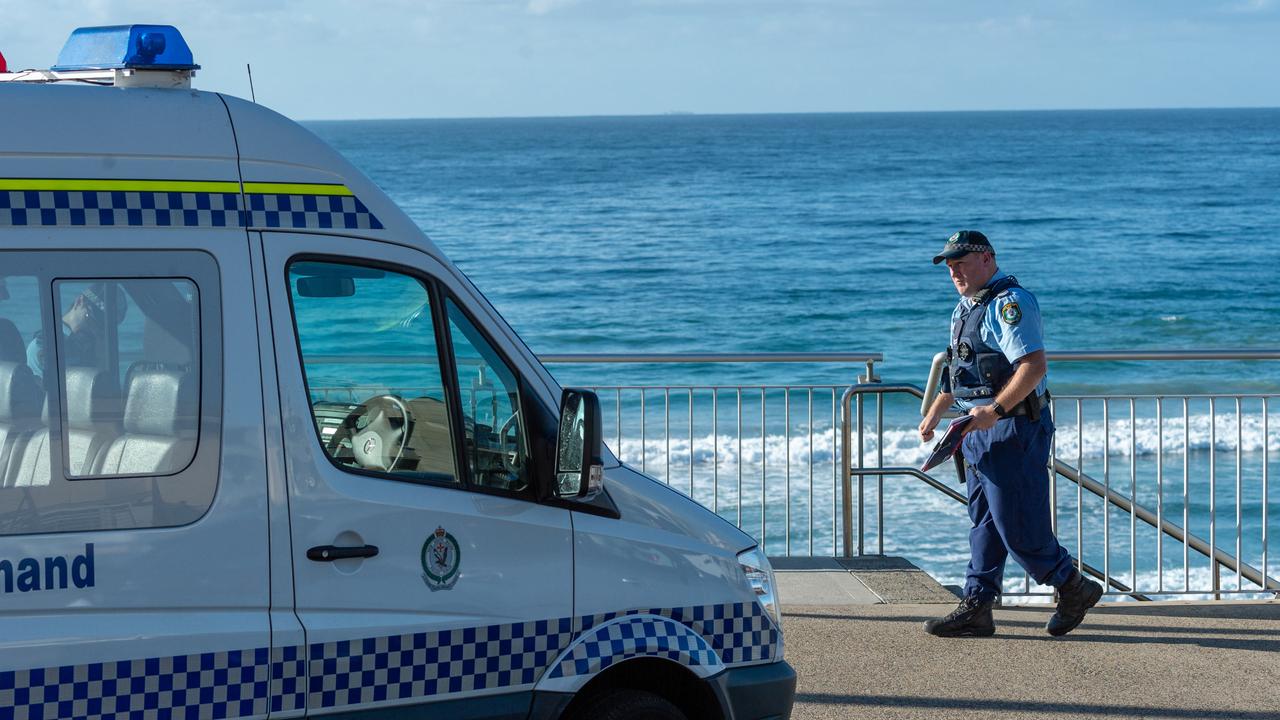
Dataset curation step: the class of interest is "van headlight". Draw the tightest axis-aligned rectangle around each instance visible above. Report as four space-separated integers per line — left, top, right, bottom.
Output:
737 547 781 630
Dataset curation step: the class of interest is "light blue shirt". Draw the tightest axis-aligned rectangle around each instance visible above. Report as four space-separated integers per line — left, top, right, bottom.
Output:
950 270 1049 408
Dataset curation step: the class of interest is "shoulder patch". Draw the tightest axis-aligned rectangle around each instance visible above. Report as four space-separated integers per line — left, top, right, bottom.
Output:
1000 302 1022 325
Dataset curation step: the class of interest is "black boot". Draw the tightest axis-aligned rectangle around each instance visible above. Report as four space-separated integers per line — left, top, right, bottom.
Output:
924 595 995 637
1047 571 1103 636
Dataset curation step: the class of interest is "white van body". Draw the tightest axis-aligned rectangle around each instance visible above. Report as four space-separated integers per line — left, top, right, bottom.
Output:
0 28 793 720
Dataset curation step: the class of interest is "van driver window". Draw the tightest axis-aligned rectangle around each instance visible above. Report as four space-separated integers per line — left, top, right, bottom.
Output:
288 260 459 484
445 299 530 493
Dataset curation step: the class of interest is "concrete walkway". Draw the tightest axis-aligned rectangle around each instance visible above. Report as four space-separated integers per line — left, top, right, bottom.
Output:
772 556 960 605
774 559 1280 720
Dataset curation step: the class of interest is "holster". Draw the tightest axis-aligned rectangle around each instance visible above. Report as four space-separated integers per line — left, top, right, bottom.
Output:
1026 394 1041 422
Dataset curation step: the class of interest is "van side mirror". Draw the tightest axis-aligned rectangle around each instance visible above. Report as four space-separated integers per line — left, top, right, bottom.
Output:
555 388 603 499
296 275 355 298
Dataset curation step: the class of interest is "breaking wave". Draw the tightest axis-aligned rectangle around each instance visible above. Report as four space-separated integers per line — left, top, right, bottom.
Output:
611 412 1280 472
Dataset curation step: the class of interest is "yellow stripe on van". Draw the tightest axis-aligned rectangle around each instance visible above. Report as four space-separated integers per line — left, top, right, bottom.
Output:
242 182 354 196
0 179 241 193
0 179 380 230
0 179 355 196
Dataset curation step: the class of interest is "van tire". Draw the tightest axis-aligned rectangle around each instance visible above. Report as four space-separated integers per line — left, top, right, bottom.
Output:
572 688 689 720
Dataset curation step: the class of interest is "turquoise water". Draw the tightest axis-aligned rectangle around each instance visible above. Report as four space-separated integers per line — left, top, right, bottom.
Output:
307 111 1280 595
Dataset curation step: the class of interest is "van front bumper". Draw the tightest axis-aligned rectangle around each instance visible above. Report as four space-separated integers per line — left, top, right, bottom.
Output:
715 660 796 720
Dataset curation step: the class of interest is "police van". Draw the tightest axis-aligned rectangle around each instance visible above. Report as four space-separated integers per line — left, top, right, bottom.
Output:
0 25 794 720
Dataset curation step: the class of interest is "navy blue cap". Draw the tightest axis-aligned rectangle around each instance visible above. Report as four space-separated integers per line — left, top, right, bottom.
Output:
933 230 994 265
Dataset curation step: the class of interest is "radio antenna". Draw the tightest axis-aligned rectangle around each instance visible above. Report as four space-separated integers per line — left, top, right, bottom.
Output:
246 63 257 103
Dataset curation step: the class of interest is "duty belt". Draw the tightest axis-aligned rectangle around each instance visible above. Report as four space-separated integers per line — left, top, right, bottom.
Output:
1004 391 1051 420
952 392 1052 483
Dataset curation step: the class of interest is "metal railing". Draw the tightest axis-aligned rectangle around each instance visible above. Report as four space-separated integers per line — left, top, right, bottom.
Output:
840 382 1279 599
543 349 1279 600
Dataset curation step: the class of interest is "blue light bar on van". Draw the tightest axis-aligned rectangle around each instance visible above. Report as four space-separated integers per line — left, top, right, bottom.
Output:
51 25 199 72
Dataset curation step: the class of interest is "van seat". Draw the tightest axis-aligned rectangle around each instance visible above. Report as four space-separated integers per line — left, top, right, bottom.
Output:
7 366 119 486
96 363 196 476
0 319 25 362
0 361 42 486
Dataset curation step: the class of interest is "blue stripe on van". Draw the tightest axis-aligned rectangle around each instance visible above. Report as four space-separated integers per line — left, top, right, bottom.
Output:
0 190 383 231
0 602 777 718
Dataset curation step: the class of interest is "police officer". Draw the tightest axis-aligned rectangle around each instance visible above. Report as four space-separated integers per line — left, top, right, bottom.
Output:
26 283 124 381
919 230 1102 637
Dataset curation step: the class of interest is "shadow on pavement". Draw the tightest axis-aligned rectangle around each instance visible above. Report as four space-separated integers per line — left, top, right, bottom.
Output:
794 693 1275 719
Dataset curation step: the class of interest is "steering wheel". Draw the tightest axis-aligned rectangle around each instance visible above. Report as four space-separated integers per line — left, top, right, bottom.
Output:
496 410 523 477
327 395 413 472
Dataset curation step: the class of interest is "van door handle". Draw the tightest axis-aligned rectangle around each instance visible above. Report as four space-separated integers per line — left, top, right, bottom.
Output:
307 544 379 561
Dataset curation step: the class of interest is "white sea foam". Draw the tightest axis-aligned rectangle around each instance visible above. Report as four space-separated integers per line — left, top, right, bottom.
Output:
612 412 1280 475
1049 412 1279 460
614 415 1278 601
990 564 1272 605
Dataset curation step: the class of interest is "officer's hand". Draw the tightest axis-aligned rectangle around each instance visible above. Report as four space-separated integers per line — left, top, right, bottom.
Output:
918 416 939 442
967 404 1000 433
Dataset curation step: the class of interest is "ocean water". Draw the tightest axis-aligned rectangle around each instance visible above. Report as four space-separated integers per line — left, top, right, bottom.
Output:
307 110 1280 595
309 109 1280 391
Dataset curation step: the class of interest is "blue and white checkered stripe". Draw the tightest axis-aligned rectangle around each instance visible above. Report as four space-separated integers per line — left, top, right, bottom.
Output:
543 615 723 688
307 617 575 711
0 190 242 228
0 602 778 718
578 601 780 666
269 645 306 715
244 193 383 231
0 189 382 231
0 648 272 720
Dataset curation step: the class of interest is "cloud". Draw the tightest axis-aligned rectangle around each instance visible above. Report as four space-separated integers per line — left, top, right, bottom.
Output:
527 0 581 15
1225 0 1274 12
977 13 1039 34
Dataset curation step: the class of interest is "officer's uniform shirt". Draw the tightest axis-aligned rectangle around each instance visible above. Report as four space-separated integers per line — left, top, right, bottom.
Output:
946 270 1049 411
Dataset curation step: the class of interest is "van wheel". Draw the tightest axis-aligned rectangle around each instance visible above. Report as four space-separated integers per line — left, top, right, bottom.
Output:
572 689 688 720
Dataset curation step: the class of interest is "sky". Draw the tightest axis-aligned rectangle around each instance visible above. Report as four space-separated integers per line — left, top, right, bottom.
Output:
1 0 1277 120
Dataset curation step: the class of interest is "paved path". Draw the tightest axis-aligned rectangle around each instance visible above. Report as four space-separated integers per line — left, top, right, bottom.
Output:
774 559 1280 720
783 601 1280 720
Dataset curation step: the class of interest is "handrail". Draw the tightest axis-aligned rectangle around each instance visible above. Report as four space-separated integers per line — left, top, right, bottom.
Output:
839 381 1279 597
539 352 884 384
1054 460 1280 592
537 352 884 363
1046 350 1280 361
920 350 1280 416
848 466 1151 599
841 383 924 556
534 349 1280 362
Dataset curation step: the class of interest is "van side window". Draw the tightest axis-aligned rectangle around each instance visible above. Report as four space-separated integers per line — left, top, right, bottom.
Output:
445 299 529 493
0 275 46 488
52 279 200 478
288 260 459 483
0 252 221 536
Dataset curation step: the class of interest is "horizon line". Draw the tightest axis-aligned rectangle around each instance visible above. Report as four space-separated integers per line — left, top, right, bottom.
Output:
298 103 1280 124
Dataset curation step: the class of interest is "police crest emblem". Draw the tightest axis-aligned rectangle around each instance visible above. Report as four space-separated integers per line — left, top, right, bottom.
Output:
421 526 460 590
956 342 973 362
1000 302 1022 325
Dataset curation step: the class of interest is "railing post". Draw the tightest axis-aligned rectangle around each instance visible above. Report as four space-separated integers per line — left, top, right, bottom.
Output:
841 382 916 560
840 387 853 558
857 391 865 556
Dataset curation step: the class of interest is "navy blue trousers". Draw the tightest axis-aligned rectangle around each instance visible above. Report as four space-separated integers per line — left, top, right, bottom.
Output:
960 409 1074 600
